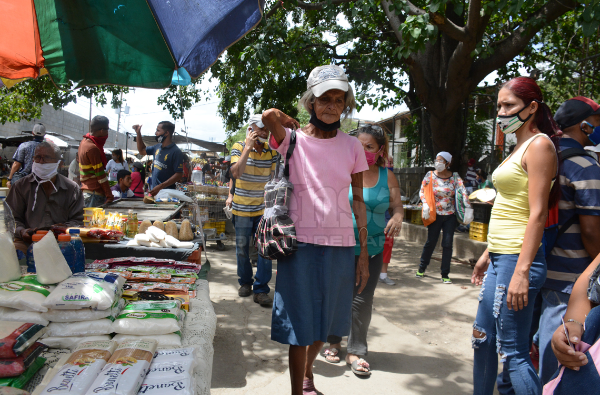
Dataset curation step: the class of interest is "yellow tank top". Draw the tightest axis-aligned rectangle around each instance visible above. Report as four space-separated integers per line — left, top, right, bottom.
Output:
487 134 554 254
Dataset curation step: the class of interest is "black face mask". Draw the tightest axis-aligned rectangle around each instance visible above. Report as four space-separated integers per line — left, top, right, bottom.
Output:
155 133 165 143
309 111 340 132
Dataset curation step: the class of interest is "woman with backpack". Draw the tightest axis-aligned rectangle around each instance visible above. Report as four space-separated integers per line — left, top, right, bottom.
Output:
470 76 560 395
416 151 471 284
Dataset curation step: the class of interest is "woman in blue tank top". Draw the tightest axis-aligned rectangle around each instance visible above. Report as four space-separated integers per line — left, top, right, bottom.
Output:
323 125 405 376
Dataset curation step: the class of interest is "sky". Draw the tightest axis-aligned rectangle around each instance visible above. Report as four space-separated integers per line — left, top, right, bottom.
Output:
63 74 410 144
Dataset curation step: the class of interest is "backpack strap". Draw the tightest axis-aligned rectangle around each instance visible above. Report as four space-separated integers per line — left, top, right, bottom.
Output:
283 131 297 178
559 147 597 162
555 214 578 241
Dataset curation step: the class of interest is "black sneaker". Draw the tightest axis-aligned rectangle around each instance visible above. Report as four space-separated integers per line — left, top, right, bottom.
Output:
238 284 252 297
253 292 272 306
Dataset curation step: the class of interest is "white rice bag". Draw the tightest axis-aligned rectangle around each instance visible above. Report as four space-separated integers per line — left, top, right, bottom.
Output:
146 348 197 379
0 275 55 313
137 377 195 395
112 333 182 349
145 226 166 241
40 335 112 350
46 318 114 337
40 340 117 395
43 272 125 311
126 240 139 247
175 242 194 249
86 339 158 395
135 234 151 243
0 307 48 326
0 233 21 282
158 239 168 248
112 301 183 335
42 298 125 323
152 347 198 363
34 232 72 285
149 242 163 248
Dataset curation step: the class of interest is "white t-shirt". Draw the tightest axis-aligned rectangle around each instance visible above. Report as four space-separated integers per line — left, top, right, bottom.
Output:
106 160 130 181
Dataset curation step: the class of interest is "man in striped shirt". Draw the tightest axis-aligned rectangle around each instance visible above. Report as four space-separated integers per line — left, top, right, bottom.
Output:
537 97 600 384
78 116 114 207
230 114 280 306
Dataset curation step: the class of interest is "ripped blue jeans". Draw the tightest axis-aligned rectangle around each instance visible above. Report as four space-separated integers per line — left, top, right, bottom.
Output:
472 248 546 395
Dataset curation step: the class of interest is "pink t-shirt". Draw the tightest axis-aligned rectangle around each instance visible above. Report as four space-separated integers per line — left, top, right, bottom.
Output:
270 128 369 246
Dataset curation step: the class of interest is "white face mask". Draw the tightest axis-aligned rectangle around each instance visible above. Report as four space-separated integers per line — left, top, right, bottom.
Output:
434 162 446 172
31 162 59 211
257 137 268 143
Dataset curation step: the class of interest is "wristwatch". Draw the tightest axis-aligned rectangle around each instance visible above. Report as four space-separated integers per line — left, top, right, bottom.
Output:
7 178 11 182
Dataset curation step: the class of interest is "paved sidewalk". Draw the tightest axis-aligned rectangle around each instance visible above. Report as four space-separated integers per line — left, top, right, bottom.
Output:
207 235 495 395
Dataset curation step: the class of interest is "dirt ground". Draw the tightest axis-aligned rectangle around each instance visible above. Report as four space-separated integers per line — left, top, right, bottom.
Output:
207 235 496 395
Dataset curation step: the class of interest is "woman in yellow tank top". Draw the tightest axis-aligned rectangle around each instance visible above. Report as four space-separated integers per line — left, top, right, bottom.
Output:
470 77 559 395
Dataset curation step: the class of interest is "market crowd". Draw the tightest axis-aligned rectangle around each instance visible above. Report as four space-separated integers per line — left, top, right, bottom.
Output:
5 117 186 253
3 64 600 395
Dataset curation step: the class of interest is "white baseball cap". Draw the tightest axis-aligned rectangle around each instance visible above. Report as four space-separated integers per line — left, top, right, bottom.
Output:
32 123 46 136
307 65 349 98
248 114 264 128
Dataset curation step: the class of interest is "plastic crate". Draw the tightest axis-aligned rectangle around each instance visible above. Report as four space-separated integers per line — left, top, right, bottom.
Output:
411 209 423 225
473 203 492 224
470 222 489 233
469 232 488 242
215 221 226 233
203 221 216 230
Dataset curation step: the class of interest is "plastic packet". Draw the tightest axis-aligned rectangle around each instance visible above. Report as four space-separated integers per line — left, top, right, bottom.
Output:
0 322 47 358
112 301 183 336
42 298 125 323
43 272 125 311
112 333 182 349
40 335 112 350
0 307 48 326
33 232 72 285
0 275 55 312
40 340 117 394
45 318 115 337
0 233 21 283
85 339 158 395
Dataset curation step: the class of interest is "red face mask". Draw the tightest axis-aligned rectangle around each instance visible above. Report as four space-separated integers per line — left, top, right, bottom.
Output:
364 146 383 166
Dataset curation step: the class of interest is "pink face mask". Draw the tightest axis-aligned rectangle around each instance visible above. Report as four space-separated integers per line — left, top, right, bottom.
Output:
365 146 383 166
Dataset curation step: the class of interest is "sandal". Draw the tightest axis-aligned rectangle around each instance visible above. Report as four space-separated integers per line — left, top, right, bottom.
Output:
323 348 340 363
302 378 318 395
348 358 371 376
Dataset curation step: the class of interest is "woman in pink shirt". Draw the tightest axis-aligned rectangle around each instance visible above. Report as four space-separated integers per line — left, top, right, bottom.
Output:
262 65 369 395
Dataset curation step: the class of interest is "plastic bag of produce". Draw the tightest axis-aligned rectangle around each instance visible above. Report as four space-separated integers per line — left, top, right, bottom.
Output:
0 275 55 313
0 322 47 359
0 342 44 378
42 298 125 323
40 335 112 350
33 232 72 285
0 234 21 283
45 318 115 337
85 339 157 395
43 273 125 311
40 340 117 395
112 301 183 336
0 308 48 326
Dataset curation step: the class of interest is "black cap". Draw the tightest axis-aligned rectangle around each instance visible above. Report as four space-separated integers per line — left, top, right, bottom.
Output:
554 96 600 129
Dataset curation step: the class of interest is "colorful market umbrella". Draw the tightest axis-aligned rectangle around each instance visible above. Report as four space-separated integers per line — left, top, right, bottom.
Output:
0 0 263 89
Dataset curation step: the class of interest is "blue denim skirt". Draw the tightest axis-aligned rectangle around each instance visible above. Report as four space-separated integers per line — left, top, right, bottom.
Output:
271 242 355 346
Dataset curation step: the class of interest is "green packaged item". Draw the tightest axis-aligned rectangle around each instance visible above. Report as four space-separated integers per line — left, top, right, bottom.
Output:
0 357 45 388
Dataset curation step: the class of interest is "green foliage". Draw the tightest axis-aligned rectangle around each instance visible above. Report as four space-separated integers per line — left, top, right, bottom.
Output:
225 124 248 151
0 76 128 125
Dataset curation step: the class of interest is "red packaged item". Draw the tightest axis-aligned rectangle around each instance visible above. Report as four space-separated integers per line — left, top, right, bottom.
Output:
92 257 133 266
0 342 44 378
0 322 47 359
87 229 124 241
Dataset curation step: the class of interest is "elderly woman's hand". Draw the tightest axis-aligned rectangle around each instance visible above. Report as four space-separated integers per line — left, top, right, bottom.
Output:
384 215 402 238
356 252 369 294
277 111 300 130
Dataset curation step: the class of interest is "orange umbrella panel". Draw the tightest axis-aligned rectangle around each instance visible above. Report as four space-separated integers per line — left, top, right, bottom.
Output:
0 0 45 80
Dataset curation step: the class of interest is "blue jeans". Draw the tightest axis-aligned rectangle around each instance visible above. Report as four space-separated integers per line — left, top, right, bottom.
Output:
83 192 107 207
538 288 570 385
472 247 547 395
233 214 272 294
419 214 456 277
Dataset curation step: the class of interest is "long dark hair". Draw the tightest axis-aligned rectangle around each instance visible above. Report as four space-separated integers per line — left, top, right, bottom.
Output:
356 124 389 167
500 76 560 207
112 149 124 163
133 162 146 182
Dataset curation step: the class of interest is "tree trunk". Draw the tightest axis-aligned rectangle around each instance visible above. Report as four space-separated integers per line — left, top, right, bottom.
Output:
428 108 466 170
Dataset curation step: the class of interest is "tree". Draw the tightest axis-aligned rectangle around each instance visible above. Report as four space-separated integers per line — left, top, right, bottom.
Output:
206 0 599 166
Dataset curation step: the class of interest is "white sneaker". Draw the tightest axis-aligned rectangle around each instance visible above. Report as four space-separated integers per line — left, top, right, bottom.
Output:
378 276 396 286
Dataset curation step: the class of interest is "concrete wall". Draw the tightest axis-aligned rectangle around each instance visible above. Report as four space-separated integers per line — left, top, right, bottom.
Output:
394 167 433 198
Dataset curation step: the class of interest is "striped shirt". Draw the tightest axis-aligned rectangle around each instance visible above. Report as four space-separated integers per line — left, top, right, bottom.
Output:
78 136 112 197
231 141 280 217
546 137 600 294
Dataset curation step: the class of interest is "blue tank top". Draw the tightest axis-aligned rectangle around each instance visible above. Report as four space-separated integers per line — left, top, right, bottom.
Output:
348 166 390 256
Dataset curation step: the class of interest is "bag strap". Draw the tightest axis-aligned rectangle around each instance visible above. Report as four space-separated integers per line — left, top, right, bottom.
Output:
555 214 578 241
559 147 597 162
283 131 297 178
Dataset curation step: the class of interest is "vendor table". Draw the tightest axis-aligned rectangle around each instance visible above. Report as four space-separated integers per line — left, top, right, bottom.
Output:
84 237 203 261
25 279 217 395
101 198 186 222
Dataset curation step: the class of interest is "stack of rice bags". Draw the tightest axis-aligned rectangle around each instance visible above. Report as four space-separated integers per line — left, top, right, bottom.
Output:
112 300 186 348
138 347 199 395
39 272 126 350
